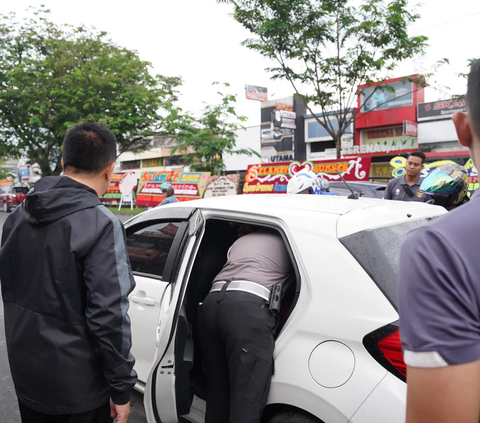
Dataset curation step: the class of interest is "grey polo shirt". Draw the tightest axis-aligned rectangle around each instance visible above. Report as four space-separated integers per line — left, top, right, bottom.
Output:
214 229 293 290
384 175 430 202
399 190 480 368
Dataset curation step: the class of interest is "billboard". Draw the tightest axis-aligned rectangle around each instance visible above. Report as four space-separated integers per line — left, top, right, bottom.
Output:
360 80 414 113
101 173 137 203
261 97 295 163
246 85 268 102
204 175 239 197
135 171 211 207
417 98 466 122
243 157 371 194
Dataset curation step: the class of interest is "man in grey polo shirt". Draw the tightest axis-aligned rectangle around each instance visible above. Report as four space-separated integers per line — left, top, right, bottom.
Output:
384 151 430 202
399 59 480 423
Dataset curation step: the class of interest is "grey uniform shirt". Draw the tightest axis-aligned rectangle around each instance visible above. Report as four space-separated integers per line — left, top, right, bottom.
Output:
399 191 480 368
214 229 293 289
384 175 430 202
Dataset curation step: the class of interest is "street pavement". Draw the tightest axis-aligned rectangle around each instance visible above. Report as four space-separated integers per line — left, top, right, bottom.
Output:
0 211 147 423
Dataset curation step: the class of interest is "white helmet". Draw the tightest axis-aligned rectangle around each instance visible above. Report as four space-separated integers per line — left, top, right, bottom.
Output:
287 170 322 194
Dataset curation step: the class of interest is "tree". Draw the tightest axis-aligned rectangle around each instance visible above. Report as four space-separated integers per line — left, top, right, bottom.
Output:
218 0 429 158
0 7 181 176
170 83 260 175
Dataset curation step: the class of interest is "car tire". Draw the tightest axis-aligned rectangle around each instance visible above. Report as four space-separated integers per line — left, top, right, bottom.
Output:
267 410 321 423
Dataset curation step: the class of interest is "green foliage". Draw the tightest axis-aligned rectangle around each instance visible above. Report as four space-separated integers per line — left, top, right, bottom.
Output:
0 7 181 175
218 0 428 157
170 83 259 175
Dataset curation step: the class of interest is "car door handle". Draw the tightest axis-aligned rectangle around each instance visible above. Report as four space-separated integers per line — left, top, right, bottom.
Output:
131 295 156 306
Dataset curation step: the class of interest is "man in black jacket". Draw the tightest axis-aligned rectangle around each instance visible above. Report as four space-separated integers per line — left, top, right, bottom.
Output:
0 123 137 423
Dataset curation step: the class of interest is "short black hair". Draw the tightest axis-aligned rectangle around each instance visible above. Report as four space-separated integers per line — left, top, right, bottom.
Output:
62 122 117 174
467 59 480 137
408 151 426 164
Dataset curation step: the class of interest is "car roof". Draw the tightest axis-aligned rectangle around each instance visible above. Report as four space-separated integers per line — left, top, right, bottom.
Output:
329 181 387 188
147 194 432 217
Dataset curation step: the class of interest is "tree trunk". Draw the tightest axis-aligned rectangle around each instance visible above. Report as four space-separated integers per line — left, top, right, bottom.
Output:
335 135 342 159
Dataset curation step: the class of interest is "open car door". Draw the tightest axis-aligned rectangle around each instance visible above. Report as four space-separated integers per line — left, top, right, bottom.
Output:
143 209 205 423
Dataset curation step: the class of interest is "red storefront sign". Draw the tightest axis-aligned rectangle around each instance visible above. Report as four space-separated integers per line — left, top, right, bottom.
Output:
243 157 371 194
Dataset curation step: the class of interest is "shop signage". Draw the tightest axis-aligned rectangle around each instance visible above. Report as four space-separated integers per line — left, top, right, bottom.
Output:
390 156 479 198
403 121 418 136
136 171 211 207
204 175 239 197
417 98 466 122
360 80 414 113
246 85 268 102
243 157 371 194
261 96 295 161
343 127 418 156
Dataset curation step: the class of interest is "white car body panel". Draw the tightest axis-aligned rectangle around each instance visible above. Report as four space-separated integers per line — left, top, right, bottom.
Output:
125 195 447 423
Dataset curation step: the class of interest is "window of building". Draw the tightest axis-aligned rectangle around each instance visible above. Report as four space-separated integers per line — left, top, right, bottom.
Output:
165 156 186 167
310 140 336 153
121 160 141 170
126 222 180 278
142 158 163 168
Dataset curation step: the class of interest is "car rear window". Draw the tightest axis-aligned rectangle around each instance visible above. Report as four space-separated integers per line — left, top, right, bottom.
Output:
340 218 436 310
13 187 29 194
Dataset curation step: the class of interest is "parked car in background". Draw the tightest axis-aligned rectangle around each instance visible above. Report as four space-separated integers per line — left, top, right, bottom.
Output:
0 186 29 212
123 194 445 423
328 181 387 199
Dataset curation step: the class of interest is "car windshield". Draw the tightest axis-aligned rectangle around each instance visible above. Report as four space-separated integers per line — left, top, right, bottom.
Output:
340 218 436 310
12 187 29 194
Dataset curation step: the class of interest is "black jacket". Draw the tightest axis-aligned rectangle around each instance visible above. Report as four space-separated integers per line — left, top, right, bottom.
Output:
0 176 137 415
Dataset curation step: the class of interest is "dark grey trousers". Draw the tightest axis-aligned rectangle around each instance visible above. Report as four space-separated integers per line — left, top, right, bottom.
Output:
18 402 112 423
198 288 276 423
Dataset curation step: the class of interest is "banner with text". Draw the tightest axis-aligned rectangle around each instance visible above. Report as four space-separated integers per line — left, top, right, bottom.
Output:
101 173 137 203
243 157 371 194
136 171 211 207
204 175 239 197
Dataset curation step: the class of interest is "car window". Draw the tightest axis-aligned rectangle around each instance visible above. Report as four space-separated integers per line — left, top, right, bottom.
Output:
329 187 354 196
12 187 29 194
340 218 436 310
127 222 181 278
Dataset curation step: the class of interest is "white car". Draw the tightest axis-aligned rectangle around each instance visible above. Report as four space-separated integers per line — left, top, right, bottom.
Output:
124 194 446 423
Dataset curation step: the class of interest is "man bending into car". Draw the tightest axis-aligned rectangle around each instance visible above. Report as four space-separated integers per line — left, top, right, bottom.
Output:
199 224 293 423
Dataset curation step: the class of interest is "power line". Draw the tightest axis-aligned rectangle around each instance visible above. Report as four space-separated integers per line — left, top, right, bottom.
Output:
412 10 480 35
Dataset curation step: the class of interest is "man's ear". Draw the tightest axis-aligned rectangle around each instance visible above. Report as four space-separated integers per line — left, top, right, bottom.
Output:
61 158 64 168
105 162 115 180
453 112 473 148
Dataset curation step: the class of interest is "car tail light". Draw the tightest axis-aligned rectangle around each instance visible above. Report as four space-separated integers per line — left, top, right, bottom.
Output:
363 322 406 382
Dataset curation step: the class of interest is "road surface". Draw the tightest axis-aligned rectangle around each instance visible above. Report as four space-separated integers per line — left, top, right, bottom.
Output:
0 211 147 422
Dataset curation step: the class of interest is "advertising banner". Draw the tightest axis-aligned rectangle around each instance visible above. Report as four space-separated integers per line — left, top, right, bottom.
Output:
136 171 211 207
246 85 268 102
417 98 466 122
243 157 371 194
261 97 295 162
360 80 414 113
204 175 239 197
101 173 137 203
390 156 479 198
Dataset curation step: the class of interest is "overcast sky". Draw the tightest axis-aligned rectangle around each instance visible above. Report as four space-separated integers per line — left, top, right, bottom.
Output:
2 0 479 126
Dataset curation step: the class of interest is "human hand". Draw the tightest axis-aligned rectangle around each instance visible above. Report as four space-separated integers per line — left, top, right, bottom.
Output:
110 398 131 423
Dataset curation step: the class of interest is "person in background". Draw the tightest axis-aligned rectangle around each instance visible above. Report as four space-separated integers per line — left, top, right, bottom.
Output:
384 151 430 202
399 59 480 423
420 163 470 211
0 123 137 423
158 183 179 205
